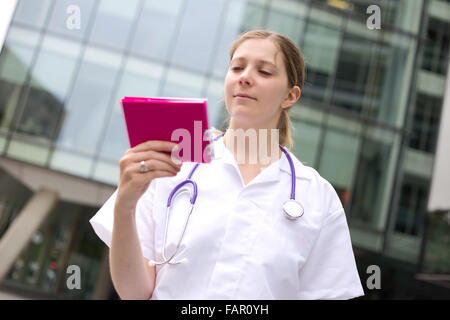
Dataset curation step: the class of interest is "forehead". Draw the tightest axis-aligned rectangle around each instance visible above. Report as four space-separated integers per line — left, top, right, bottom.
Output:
232 38 282 66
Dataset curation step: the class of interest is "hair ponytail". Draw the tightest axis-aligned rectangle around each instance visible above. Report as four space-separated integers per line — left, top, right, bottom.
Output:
278 108 293 150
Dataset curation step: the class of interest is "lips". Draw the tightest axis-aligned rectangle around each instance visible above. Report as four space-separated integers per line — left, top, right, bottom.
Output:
234 93 256 100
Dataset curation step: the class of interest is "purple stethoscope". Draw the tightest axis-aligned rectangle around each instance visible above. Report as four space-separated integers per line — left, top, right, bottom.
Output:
148 133 304 267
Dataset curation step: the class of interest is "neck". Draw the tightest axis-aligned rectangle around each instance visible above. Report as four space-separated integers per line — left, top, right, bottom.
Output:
223 126 282 166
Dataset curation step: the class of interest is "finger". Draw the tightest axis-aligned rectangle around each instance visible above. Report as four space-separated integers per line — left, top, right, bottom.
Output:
128 150 182 170
126 169 178 188
132 140 179 154
138 159 179 175
144 170 178 181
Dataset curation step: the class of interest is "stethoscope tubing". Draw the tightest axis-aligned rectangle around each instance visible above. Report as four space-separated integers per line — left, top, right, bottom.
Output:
150 133 300 267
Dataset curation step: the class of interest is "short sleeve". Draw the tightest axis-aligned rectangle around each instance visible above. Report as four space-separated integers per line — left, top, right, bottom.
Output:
89 181 157 261
297 206 365 300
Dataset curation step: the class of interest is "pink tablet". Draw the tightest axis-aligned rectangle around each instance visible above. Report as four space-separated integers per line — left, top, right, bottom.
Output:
121 96 212 163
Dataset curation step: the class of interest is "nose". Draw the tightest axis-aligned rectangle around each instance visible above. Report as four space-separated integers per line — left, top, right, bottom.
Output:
238 69 253 86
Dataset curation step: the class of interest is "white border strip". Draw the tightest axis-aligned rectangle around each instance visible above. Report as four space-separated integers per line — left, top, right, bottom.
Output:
0 0 18 50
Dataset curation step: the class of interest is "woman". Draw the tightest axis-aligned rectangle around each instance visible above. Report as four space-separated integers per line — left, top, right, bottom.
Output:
90 30 364 300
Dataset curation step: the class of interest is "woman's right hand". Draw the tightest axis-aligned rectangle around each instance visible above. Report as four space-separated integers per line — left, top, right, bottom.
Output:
115 140 182 216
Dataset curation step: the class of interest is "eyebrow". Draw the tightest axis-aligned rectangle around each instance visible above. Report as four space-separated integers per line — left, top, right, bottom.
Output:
230 57 277 69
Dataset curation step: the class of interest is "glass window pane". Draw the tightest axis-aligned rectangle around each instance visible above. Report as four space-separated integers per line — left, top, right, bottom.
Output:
331 33 379 115
384 0 423 34
290 104 324 166
97 57 163 162
349 126 400 231
301 22 341 103
6 202 78 292
319 115 362 207
204 79 225 128
92 160 119 186
50 149 93 177
60 206 106 299
47 0 96 40
266 2 306 46
16 35 81 142
421 17 450 76
130 0 183 60
308 7 344 29
368 33 415 128
171 0 225 73
241 0 266 30
211 0 257 78
6 138 50 166
88 0 140 49
0 27 39 130
53 46 121 155
422 210 450 274
12 0 53 29
162 67 204 98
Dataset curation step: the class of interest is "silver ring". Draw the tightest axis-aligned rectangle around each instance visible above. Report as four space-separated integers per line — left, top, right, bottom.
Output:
139 160 149 173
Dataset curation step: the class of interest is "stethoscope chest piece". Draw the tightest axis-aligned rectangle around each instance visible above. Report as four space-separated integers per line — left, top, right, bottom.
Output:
282 199 304 220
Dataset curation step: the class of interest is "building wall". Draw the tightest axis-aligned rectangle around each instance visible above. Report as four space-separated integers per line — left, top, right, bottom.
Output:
0 0 449 299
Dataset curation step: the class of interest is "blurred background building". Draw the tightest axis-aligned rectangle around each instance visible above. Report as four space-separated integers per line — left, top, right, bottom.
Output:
0 0 449 299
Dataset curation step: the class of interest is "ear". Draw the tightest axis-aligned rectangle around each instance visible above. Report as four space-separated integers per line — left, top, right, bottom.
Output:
281 86 301 110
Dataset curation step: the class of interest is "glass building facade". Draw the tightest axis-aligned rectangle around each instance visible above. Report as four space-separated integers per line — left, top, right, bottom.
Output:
0 0 449 299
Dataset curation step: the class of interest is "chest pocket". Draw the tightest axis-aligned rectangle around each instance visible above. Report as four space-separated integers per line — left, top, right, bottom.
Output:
250 198 323 272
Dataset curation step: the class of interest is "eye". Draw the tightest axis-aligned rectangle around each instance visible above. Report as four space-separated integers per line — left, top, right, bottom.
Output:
231 66 243 71
259 70 271 76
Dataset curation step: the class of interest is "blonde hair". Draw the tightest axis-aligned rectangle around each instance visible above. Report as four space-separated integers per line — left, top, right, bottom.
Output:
228 30 305 150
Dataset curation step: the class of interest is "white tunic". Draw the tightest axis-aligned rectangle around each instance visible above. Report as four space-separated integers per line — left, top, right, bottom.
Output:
90 137 364 300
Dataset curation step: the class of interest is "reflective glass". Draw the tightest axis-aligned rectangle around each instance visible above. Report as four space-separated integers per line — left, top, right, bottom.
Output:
266 0 306 46
97 57 163 163
171 0 225 73
290 104 325 166
421 17 450 76
366 33 415 128
88 0 140 49
50 150 94 178
301 22 341 103
349 126 400 231
331 31 379 115
319 115 362 209
16 35 81 142
130 0 183 60
47 0 96 40
0 27 39 131
162 67 204 98
6 200 104 299
7 139 50 166
383 0 423 34
240 0 267 31
205 79 226 128
422 210 450 274
291 121 321 167
60 207 105 299
6 202 77 293
53 46 121 155
211 0 259 78
12 0 53 29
